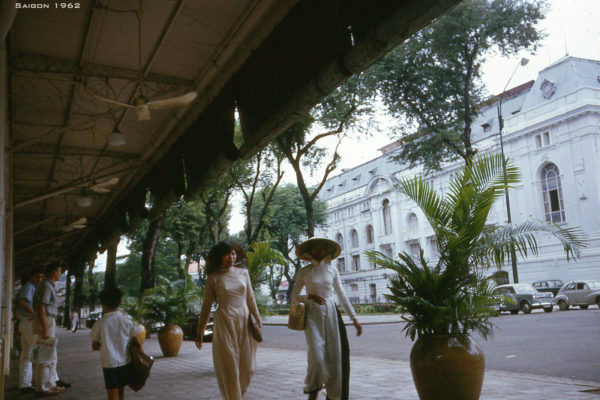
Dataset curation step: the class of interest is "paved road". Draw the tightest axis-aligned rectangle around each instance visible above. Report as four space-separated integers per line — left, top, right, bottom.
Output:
261 308 600 382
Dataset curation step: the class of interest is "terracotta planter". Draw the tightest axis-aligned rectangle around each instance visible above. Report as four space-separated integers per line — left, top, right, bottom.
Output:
157 324 183 357
410 335 485 400
135 323 146 346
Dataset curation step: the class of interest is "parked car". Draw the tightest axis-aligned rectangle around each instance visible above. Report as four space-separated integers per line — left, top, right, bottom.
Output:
492 283 554 314
531 279 564 296
554 280 600 310
85 311 102 328
182 306 215 342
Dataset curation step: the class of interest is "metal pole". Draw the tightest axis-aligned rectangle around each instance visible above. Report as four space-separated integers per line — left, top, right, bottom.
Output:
496 58 528 283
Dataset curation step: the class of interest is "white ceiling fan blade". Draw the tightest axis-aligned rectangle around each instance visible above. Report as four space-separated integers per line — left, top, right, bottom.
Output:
71 217 87 226
146 92 198 110
85 87 137 109
71 224 87 229
90 186 111 194
95 177 120 187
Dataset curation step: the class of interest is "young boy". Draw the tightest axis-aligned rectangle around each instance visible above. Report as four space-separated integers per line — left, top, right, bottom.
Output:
90 286 142 400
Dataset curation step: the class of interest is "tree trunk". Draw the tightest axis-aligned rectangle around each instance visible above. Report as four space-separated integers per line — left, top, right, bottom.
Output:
87 258 96 310
105 240 119 288
140 214 165 293
73 264 84 312
63 271 72 328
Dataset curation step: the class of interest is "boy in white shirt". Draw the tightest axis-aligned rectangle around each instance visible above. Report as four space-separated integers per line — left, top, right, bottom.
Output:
89 286 142 400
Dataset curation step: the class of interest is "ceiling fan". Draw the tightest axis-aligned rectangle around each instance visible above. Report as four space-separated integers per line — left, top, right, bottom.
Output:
88 177 120 194
63 217 87 232
85 2 197 120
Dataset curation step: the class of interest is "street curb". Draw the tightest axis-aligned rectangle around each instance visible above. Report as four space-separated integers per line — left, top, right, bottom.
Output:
262 321 402 326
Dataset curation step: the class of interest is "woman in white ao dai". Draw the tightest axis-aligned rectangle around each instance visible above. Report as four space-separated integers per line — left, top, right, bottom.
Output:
292 238 362 400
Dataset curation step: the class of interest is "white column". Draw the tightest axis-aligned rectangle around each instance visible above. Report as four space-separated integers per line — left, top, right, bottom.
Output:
0 0 17 384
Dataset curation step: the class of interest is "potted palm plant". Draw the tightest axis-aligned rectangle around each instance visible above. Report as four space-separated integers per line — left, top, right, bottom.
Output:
122 296 148 345
142 275 202 357
367 154 586 400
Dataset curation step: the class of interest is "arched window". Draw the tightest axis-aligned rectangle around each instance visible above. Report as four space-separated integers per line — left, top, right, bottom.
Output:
366 225 374 244
408 213 418 232
382 199 392 235
541 163 565 223
350 229 359 248
335 233 344 249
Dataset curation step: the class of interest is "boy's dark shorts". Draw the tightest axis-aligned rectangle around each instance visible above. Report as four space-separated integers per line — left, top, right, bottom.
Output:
103 363 132 389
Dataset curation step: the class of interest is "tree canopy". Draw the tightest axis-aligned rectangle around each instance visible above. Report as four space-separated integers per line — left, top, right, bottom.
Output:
373 0 547 171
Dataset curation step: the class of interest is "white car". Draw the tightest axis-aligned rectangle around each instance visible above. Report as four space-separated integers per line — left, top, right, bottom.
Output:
553 280 600 310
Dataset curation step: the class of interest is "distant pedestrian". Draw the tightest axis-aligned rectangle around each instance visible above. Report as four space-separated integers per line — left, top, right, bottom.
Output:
90 286 143 400
71 310 79 333
196 241 262 400
33 263 71 395
16 268 44 394
291 238 362 400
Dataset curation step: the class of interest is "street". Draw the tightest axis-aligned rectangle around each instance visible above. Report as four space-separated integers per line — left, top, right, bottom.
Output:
261 308 600 382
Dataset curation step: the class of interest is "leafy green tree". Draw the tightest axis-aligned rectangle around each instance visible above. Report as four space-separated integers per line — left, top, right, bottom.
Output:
230 145 285 245
246 241 286 298
116 248 179 298
277 72 376 237
163 199 206 279
374 0 547 171
250 184 327 301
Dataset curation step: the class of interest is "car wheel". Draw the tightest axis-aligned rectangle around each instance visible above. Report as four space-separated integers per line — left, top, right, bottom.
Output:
597 297 600 308
580 305 588 310
510 310 519 315
543 306 553 313
520 302 532 314
558 300 569 311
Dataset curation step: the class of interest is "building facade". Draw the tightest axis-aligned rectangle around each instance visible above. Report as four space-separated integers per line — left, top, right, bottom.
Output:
318 56 600 303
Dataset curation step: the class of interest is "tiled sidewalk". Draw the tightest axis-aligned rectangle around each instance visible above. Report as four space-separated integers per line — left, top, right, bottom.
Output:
5 329 599 400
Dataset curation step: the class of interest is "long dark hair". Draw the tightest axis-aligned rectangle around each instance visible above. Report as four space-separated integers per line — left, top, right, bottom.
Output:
206 241 235 275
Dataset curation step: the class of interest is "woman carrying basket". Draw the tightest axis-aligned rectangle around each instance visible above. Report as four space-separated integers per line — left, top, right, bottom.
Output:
291 238 362 400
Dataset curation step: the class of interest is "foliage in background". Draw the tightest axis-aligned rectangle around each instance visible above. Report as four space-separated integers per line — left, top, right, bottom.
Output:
367 154 586 340
246 240 287 299
248 184 327 302
373 0 547 171
230 144 285 245
142 276 202 327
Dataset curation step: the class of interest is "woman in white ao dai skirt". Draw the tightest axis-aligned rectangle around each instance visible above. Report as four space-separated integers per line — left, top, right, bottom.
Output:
292 238 362 400
196 241 262 400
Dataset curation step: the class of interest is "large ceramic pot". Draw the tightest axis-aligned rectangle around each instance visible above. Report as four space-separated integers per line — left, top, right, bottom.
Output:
135 323 146 346
157 324 183 357
410 335 485 400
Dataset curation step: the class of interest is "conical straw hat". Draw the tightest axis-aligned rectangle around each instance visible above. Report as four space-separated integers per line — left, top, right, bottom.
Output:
295 237 341 262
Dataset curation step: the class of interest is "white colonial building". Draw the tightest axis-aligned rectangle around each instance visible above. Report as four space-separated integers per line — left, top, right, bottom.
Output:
318 56 600 303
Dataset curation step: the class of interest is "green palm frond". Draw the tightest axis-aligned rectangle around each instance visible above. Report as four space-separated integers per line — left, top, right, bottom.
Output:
477 220 587 266
365 154 588 341
396 176 451 233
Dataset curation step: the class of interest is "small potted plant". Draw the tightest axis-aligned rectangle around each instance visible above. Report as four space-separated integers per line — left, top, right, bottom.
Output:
367 154 586 400
142 275 201 357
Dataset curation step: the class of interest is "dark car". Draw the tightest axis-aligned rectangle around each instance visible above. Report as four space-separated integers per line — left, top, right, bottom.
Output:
85 311 102 328
182 307 215 342
532 279 564 297
492 283 554 314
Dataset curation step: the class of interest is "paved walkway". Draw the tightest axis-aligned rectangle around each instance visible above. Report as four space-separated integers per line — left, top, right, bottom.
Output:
5 327 599 400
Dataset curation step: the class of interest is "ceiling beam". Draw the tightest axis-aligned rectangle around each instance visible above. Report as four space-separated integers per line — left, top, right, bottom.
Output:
9 51 194 87
13 143 140 160
15 229 82 255
13 164 138 210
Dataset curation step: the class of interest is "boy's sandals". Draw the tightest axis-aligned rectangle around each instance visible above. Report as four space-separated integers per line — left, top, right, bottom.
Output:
35 386 64 397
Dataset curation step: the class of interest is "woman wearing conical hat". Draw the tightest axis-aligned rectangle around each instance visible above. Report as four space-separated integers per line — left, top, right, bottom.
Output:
291 237 362 400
